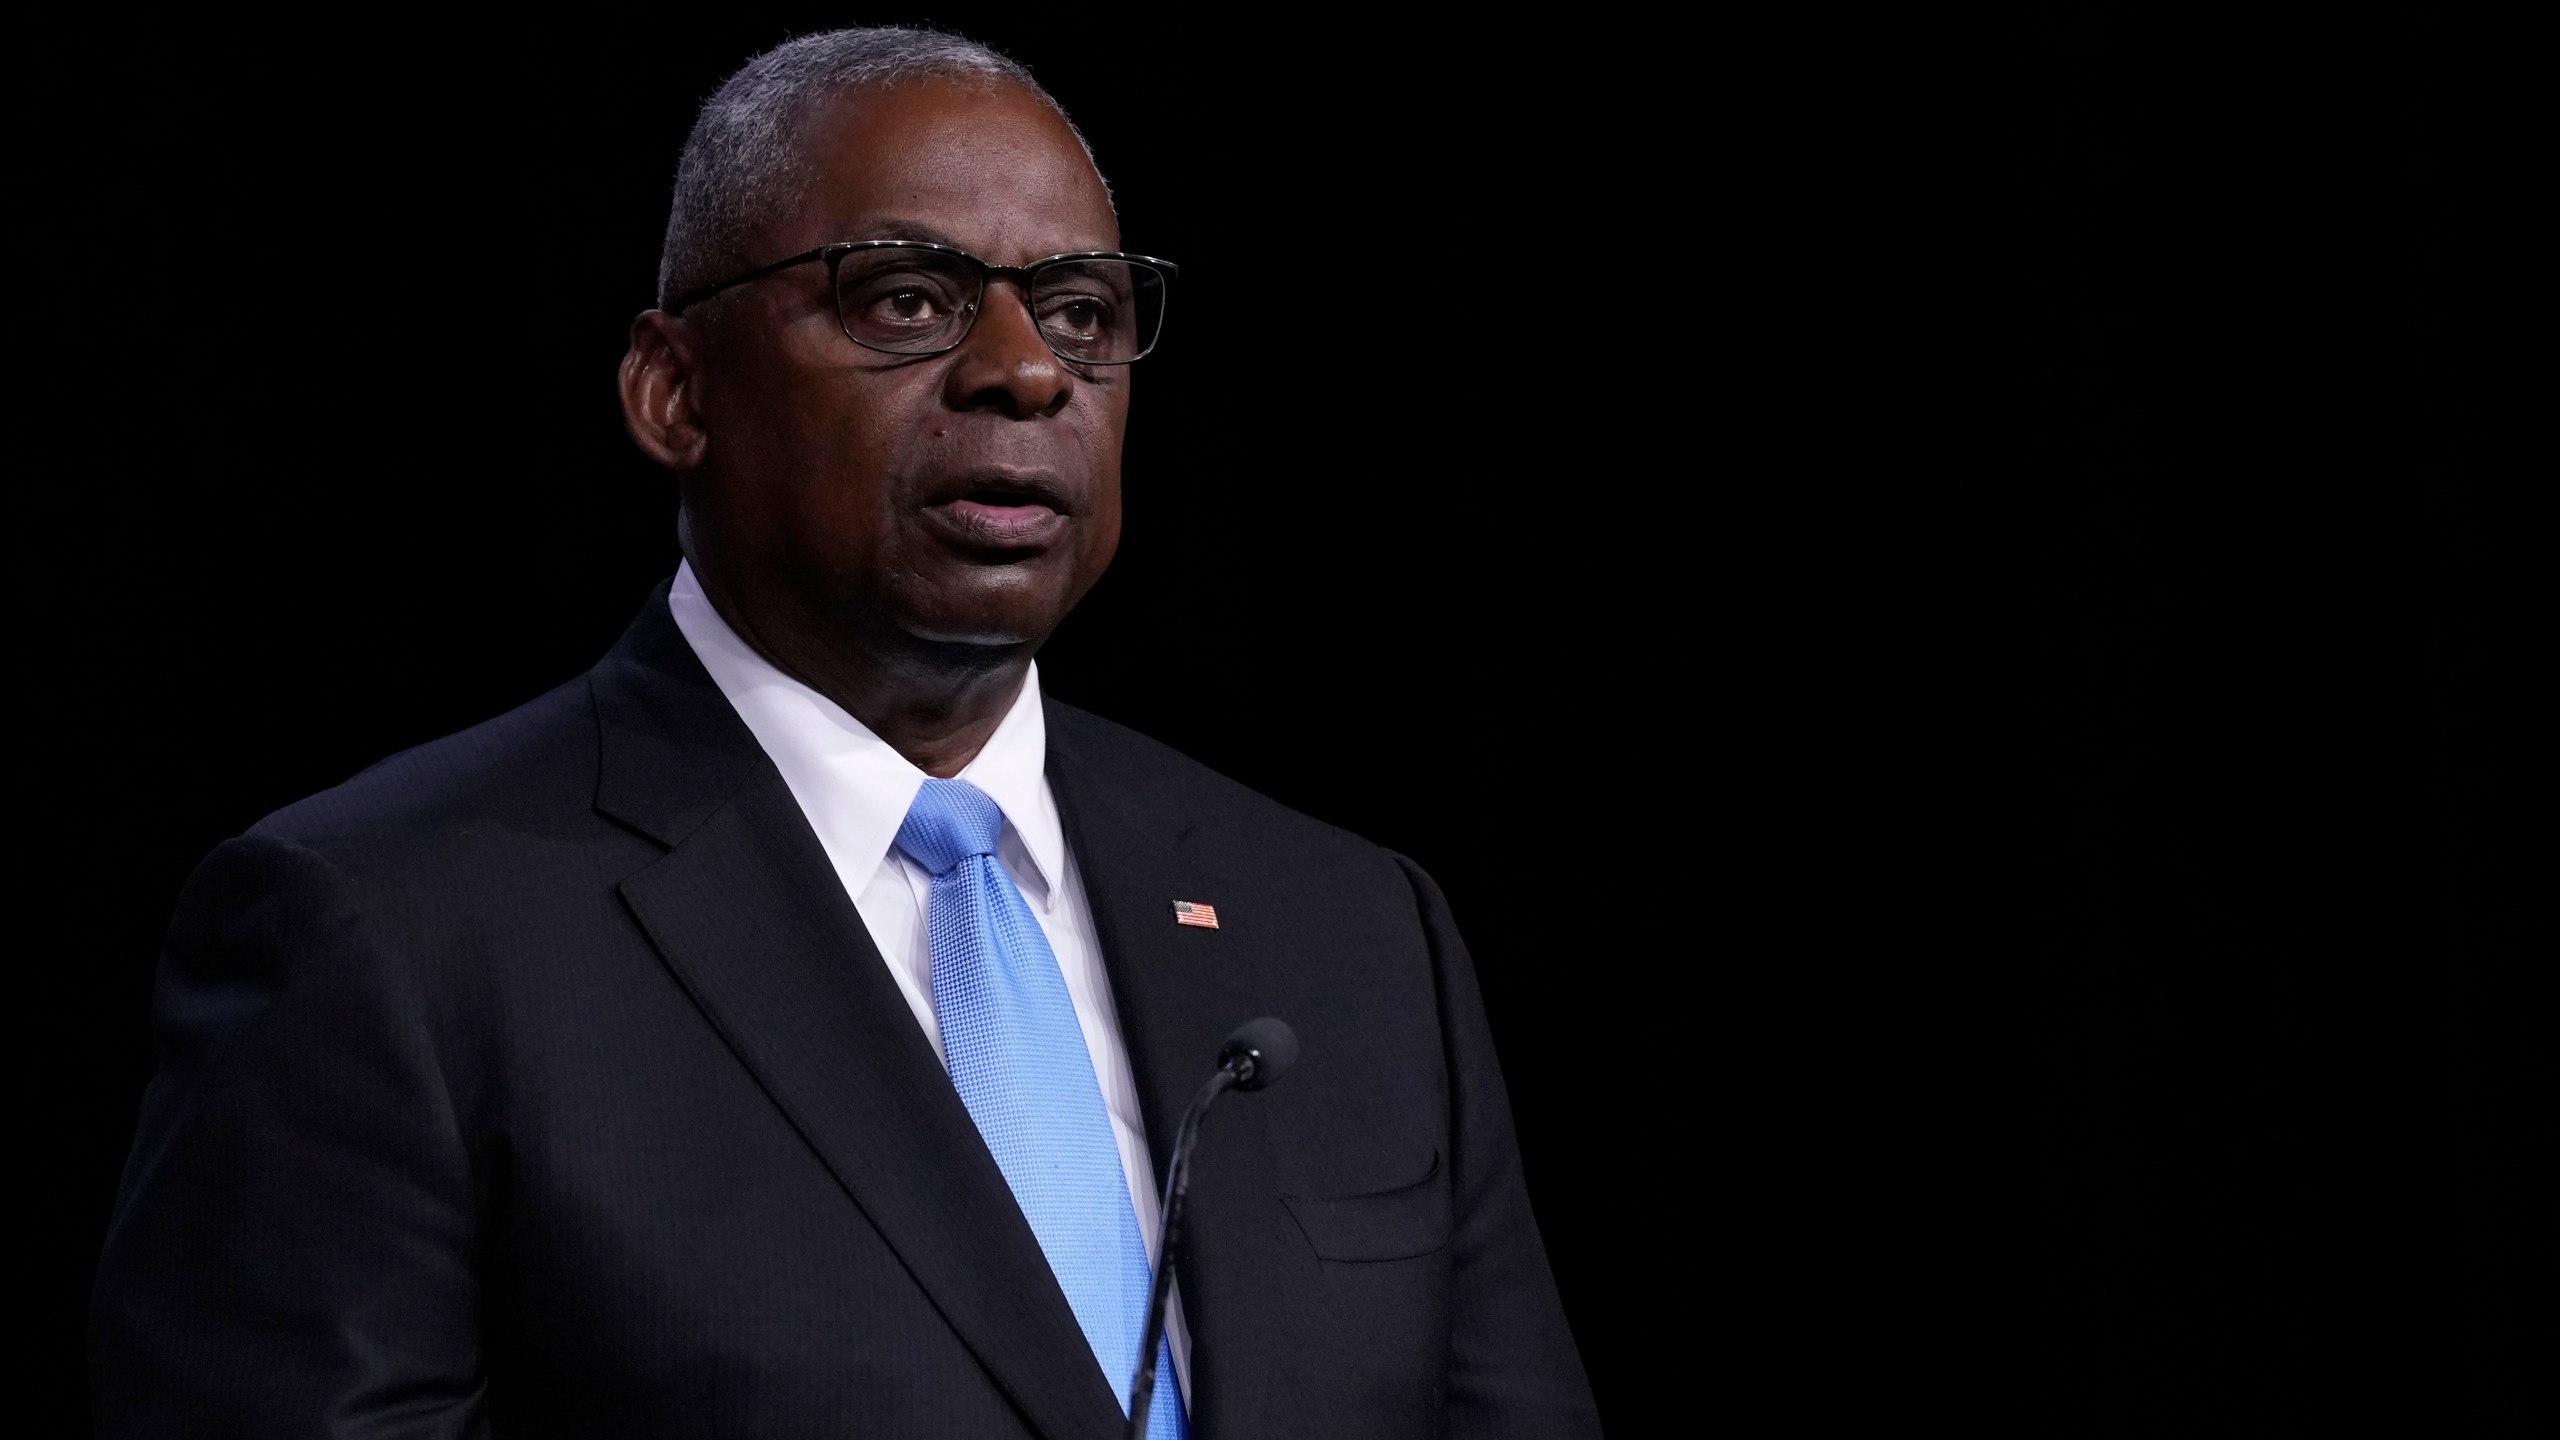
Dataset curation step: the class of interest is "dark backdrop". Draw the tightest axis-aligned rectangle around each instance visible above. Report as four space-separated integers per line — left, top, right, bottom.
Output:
22 8 2543 1436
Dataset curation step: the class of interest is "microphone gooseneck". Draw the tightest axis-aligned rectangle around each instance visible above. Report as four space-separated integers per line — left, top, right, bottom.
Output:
1124 1017 1299 1440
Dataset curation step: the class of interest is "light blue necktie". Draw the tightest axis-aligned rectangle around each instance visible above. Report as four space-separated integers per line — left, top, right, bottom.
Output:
897 778 1186 1437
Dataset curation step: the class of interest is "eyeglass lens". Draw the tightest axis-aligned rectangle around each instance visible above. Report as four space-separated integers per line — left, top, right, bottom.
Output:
834 249 1167 362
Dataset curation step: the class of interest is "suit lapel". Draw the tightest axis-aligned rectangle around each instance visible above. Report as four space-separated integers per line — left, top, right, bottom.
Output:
592 596 1126 1440
1044 709 1298 1437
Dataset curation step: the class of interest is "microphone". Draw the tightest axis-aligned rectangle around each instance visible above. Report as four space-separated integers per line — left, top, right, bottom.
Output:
1125 1017 1299 1439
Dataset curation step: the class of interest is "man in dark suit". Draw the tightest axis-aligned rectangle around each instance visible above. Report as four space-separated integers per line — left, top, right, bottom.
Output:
92 27 1596 1437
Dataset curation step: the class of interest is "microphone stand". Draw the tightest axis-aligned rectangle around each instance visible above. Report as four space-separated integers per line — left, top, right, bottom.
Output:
1125 1019 1295 1440
1125 1066 1235 1440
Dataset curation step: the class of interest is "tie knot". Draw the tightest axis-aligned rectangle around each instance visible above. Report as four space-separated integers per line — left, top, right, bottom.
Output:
895 778 1007 877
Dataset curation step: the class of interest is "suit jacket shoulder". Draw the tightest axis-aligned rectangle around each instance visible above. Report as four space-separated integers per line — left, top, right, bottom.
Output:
1043 698 1402 871
252 677 597 852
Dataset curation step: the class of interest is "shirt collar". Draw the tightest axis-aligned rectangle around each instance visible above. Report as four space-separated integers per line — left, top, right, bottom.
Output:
666 560 1061 897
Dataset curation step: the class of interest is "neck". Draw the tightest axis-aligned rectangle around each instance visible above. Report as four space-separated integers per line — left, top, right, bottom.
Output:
809 643 1029 780
691 567 1031 780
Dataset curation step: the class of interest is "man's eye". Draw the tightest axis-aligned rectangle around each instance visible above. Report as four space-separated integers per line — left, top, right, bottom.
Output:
1040 296 1112 337
873 288 945 323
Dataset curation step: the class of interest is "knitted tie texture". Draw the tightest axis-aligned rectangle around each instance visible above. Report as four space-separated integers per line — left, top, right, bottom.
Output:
897 779 1186 1436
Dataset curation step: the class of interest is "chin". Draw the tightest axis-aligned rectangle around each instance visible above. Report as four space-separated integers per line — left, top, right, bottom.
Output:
902 621 1042 649
882 568 1080 652
886 598 1058 652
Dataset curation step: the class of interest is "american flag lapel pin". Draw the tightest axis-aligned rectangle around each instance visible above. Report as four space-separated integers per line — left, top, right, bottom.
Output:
1172 900 1220 930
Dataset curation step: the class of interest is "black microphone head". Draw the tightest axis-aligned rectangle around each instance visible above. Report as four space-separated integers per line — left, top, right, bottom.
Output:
1218 1018 1298 1092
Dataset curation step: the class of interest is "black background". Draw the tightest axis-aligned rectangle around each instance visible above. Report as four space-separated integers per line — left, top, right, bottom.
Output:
22 7 2545 1435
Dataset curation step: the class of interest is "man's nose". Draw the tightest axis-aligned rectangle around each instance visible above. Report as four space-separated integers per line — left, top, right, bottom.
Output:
942 282 1071 418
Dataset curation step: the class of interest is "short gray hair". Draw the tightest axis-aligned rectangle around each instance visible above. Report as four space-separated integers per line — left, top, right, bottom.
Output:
656 27 1101 307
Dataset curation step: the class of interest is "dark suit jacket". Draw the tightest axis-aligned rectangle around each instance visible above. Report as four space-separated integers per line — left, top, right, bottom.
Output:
91 590 1597 1438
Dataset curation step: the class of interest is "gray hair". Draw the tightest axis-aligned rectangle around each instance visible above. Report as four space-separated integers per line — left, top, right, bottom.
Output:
656 27 1101 307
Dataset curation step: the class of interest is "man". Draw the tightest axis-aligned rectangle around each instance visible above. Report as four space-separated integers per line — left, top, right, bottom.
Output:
92 27 1597 1438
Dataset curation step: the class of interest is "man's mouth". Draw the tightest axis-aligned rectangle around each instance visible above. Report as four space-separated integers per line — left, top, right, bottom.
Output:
920 472 1073 552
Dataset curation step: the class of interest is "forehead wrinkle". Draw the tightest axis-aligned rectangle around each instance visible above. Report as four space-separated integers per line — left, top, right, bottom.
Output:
845 218 967 248
794 111 1119 264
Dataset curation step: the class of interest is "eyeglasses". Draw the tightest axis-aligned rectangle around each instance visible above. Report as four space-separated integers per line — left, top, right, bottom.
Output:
664 241 1178 365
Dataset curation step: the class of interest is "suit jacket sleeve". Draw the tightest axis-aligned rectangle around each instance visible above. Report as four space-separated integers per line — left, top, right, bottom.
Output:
91 832 487 1439
1394 853 1602 1437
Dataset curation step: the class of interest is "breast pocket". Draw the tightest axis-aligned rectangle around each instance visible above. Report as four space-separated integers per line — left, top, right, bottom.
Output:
1281 1151 1452 1262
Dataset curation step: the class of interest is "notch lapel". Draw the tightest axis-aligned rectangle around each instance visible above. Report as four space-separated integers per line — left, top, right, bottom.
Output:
592 596 1125 1440
1045 709 1302 1439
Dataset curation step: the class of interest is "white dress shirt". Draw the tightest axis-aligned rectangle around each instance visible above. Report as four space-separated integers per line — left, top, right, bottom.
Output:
668 561 1190 1400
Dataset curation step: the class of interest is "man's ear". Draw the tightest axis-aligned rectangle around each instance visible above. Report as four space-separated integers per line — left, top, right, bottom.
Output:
619 311 709 471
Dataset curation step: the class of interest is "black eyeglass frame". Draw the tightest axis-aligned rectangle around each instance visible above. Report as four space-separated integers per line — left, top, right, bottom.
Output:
663 240 1180 365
